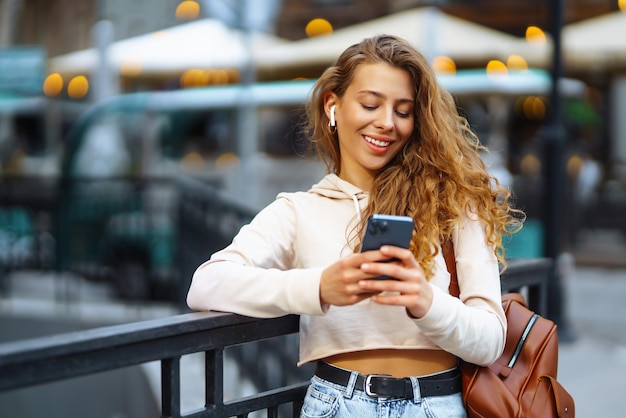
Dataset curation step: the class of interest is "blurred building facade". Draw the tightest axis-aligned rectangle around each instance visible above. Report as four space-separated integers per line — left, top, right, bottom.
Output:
3 1 625 223
2 0 620 56
4 0 180 56
275 0 618 40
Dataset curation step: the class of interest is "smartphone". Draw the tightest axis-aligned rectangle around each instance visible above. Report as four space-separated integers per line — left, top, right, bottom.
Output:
361 214 414 279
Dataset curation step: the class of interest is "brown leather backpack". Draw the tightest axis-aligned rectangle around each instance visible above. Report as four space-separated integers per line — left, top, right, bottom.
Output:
443 242 575 417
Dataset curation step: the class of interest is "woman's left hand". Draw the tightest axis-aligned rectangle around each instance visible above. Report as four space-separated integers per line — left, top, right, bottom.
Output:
358 245 433 318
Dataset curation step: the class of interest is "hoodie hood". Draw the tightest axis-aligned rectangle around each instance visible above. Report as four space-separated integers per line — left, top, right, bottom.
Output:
309 174 368 222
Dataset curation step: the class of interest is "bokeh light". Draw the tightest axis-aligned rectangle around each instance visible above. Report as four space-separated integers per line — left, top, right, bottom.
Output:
226 69 240 83
67 75 89 99
120 59 143 77
567 155 584 179
525 26 547 44
207 69 229 85
215 152 239 169
620 0 626 12
486 60 508 79
180 69 209 88
432 56 456 74
520 154 541 177
507 55 528 71
180 68 237 88
305 18 333 37
181 152 205 171
516 96 546 120
43 73 64 97
176 1 200 20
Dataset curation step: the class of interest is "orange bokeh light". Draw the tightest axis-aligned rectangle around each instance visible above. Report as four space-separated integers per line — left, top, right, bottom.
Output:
305 18 333 37
432 56 456 74
520 96 546 120
486 60 508 79
43 73 64 97
67 75 89 99
507 55 528 71
525 26 547 44
176 1 200 20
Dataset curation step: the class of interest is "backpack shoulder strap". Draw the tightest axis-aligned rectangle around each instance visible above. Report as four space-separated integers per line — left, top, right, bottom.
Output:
442 238 460 298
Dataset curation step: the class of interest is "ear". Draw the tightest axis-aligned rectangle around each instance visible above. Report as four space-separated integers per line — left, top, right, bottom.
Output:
324 93 338 124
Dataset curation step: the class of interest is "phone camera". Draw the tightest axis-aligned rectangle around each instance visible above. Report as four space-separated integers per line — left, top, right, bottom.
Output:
368 220 388 236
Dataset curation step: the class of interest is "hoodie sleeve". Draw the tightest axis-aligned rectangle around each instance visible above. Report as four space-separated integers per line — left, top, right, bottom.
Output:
412 215 507 366
186 196 326 318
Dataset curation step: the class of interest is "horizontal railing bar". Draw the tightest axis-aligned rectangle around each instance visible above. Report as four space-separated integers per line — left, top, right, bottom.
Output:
182 382 309 418
0 312 298 365
222 383 309 416
0 314 300 392
501 257 551 292
501 257 551 315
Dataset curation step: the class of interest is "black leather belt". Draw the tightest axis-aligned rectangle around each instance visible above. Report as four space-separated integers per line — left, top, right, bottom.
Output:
315 361 461 399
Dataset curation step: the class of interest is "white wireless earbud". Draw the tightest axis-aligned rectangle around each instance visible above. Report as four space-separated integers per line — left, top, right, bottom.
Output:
329 105 336 127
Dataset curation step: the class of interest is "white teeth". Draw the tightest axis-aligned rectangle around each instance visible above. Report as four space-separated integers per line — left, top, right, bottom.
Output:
365 136 390 147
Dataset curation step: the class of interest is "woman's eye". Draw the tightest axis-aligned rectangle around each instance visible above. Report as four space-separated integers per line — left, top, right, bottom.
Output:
396 110 411 118
362 104 377 111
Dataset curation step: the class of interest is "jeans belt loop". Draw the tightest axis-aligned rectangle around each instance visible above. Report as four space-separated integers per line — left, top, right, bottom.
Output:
344 370 358 398
410 375 422 401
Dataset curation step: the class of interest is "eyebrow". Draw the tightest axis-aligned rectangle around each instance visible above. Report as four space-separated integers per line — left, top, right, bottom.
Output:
358 89 415 104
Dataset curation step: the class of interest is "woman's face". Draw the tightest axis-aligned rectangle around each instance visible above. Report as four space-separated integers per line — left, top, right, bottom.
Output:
328 62 415 189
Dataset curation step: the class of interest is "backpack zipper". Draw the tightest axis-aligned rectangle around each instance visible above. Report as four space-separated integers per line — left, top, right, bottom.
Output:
507 313 539 368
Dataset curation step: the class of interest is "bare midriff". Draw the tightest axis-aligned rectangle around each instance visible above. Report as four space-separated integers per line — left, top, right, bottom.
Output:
322 349 458 378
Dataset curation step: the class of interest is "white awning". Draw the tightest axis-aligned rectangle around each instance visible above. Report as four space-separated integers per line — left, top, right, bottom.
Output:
563 11 626 72
48 18 286 77
256 7 549 73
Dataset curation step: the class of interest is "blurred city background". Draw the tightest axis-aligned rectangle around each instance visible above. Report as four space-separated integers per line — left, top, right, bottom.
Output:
1 0 625 417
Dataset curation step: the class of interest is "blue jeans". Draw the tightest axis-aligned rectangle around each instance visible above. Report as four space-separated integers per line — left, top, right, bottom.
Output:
300 374 467 418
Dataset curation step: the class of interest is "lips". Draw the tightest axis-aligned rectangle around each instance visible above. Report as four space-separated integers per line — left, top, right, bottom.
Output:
364 135 391 147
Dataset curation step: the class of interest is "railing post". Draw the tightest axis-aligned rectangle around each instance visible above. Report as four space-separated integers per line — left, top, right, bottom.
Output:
162 356 182 418
205 348 224 411
292 400 304 418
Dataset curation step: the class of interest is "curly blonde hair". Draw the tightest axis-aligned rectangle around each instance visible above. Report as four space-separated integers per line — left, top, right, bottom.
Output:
306 34 524 279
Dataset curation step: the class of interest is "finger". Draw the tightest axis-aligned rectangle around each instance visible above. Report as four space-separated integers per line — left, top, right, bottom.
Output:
372 287 433 318
332 292 378 307
380 246 419 266
371 292 418 306
360 260 409 282
359 275 419 293
334 255 379 282
359 249 399 263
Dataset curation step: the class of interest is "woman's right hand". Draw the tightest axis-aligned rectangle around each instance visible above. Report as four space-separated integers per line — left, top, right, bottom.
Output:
319 251 385 306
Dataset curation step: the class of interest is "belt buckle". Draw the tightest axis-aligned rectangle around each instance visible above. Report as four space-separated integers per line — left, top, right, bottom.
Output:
364 374 392 397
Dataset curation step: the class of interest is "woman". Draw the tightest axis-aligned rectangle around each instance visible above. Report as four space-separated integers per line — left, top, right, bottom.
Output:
187 34 523 417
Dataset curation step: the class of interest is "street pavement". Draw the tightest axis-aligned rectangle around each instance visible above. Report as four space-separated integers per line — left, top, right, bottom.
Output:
557 262 626 418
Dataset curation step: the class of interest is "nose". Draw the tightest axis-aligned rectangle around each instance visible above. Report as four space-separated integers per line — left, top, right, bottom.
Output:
375 108 395 131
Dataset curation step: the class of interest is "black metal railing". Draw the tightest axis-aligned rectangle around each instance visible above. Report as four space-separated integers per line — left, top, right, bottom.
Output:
0 258 551 418
0 309 306 418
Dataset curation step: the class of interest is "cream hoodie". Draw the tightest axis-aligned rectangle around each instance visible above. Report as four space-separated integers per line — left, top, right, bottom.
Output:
187 174 506 367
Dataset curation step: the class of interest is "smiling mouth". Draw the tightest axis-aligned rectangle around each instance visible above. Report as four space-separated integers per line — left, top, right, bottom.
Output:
364 135 391 147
